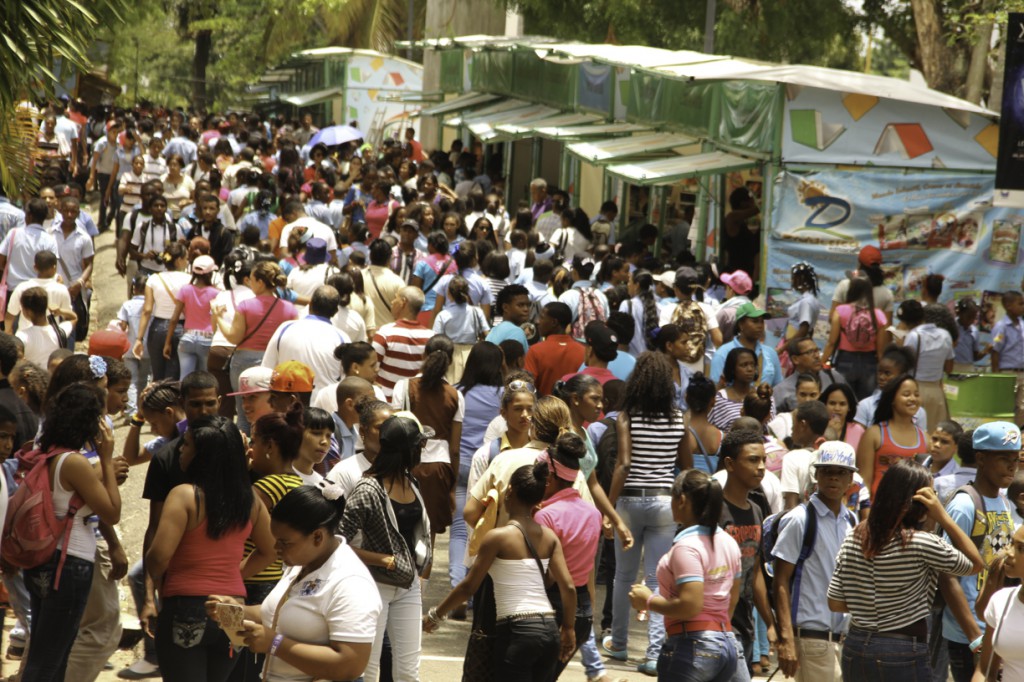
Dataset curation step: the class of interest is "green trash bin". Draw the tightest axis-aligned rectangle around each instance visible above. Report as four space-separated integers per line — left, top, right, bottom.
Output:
943 373 1016 422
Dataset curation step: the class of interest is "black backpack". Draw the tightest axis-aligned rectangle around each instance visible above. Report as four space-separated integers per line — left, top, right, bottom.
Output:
595 416 618 493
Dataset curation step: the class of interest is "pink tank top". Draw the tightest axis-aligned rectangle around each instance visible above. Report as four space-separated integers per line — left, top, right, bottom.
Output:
162 517 252 597
871 422 928 496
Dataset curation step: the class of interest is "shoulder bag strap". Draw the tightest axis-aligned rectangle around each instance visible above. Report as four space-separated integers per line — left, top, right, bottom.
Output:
1 228 17 288
366 268 387 307
423 257 452 295
509 520 548 584
236 297 280 350
985 586 1019 681
155 272 176 300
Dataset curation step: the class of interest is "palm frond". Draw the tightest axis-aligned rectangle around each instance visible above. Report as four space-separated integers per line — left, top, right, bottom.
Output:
0 107 42 198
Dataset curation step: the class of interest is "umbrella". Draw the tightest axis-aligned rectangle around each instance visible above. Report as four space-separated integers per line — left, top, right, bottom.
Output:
308 125 363 148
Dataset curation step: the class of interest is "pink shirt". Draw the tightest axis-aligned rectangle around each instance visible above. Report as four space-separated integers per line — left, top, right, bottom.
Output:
178 283 219 332
236 295 298 351
836 304 887 353
657 526 741 630
536 488 602 587
364 200 397 241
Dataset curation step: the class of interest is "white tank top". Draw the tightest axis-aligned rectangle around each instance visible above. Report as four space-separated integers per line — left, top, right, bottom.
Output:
489 557 554 619
53 452 97 562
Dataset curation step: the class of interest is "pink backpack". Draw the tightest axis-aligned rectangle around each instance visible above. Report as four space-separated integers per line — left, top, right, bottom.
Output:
571 288 607 339
2 447 81 588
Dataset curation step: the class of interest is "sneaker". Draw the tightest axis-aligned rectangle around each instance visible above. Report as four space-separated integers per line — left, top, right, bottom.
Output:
117 659 160 680
5 645 23 661
636 659 658 676
601 635 628 661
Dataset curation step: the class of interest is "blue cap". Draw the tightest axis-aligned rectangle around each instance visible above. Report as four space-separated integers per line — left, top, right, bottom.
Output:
973 422 1021 452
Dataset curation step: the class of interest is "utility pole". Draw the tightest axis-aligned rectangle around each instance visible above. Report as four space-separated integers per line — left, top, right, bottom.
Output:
704 0 716 54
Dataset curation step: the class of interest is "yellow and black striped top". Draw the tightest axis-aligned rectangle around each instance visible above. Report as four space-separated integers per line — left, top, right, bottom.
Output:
244 473 303 582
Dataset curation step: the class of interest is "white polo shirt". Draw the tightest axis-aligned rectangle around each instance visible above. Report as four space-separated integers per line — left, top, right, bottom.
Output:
261 315 349 403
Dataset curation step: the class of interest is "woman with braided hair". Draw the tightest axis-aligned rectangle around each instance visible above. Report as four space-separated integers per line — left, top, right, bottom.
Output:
785 261 821 341
620 269 659 356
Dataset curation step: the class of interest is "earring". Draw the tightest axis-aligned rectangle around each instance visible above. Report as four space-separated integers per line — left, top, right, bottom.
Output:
265 454 270 460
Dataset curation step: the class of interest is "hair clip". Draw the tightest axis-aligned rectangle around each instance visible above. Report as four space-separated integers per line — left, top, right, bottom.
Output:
89 355 108 379
648 326 662 340
319 481 344 501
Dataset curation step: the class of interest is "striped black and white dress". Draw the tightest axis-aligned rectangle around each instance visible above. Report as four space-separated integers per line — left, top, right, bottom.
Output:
623 411 688 489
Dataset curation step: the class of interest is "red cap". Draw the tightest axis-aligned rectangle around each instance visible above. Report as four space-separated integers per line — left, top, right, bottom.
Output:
858 245 882 267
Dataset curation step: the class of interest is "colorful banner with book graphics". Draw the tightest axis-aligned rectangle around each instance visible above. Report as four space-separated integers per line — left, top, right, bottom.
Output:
766 170 1024 342
996 12 1024 207
782 86 997 172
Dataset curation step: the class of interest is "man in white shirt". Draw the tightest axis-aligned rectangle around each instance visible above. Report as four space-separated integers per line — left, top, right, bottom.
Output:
261 286 350 405
363 240 406 329
278 200 338 262
6 249 74 333
0 198 59 294
326 396 393 496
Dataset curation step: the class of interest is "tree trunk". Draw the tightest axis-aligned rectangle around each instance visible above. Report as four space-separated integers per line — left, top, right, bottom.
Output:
990 24 1005 113
192 28 212 112
910 0 958 95
964 0 995 104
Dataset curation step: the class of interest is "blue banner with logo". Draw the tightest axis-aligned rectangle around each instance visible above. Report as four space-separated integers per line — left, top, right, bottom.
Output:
766 170 1024 339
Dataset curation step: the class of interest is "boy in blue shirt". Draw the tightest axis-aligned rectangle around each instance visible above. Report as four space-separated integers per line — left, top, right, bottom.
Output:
991 291 1024 426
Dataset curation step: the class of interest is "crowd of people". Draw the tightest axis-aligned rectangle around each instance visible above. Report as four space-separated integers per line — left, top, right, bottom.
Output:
0 98 1022 682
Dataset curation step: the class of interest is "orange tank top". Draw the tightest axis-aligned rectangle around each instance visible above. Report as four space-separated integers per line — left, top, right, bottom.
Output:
871 421 928 496
162 517 252 597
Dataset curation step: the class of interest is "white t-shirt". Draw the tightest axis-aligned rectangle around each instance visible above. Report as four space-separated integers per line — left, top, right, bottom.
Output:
7 277 73 331
832 279 894 315
325 452 371 498
713 468 784 514
286 264 340 317
146 271 191 319
261 317 350 404
279 217 338 253
259 538 381 682
211 285 256 349
312 382 386 414
16 324 64 368
985 586 1024 681
331 306 367 343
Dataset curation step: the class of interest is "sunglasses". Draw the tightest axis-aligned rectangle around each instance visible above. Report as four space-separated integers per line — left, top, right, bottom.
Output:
507 380 537 394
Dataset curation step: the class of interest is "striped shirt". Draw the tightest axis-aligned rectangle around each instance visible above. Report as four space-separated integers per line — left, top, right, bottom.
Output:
707 389 776 432
372 319 432 399
245 473 303 582
623 411 687 487
827 529 974 631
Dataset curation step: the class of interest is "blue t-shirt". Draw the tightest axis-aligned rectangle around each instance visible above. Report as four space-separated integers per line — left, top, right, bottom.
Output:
941 490 1014 643
487 320 529 354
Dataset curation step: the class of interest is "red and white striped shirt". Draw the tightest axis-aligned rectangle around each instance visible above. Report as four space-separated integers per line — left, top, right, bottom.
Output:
372 319 432 399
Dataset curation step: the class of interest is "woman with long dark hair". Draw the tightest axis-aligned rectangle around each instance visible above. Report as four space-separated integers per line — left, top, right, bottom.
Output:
856 373 928 496
209 249 256 418
828 459 982 680
819 382 865 451
707 347 775 432
425 460 578 682
606 352 692 673
20 383 122 682
206 485 383 681
450 342 505 592
326 272 368 342
621 269 659 356
133 241 191 381
628 469 742 681
686 373 724 473
823 277 887 400
410 230 457 327
390 335 463 544
430 239 493 326
829 245 894 322
146 416 276 681
340 415 432 682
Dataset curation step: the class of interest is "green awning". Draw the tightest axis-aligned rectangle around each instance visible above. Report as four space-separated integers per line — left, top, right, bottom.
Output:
444 98 534 128
281 86 343 107
566 132 696 165
468 104 560 142
494 112 603 139
604 151 757 186
533 121 651 140
419 92 501 117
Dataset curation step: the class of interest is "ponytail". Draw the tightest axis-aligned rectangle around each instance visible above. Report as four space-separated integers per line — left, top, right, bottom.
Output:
672 469 723 539
420 335 454 391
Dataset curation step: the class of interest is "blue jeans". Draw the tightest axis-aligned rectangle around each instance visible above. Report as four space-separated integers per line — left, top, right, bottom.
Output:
835 350 878 401
449 457 472 588
658 631 747 682
178 330 213 378
612 494 675 661
752 610 769 660
23 552 95 682
128 560 157 663
841 627 931 681
123 355 152 416
229 349 265 435
2 571 31 646
148 318 183 381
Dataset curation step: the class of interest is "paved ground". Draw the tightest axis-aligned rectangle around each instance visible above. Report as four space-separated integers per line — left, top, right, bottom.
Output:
5 225 776 681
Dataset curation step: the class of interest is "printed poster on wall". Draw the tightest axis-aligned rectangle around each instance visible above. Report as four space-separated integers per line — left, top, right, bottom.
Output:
766 170 1024 341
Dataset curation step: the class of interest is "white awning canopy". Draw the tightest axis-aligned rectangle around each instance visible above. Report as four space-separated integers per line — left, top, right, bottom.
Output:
605 151 758 186
467 104 560 141
495 112 603 139
444 98 534 127
419 92 501 117
533 122 651 140
281 86 343 108
566 133 697 164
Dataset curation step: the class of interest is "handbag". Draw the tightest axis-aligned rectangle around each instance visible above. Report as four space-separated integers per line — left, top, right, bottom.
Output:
228 297 280 363
461 575 497 682
0 228 17 322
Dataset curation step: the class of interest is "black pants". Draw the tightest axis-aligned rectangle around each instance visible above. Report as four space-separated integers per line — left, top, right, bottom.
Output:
156 595 240 682
554 586 593 680
946 639 975 682
493 616 559 682
599 538 615 631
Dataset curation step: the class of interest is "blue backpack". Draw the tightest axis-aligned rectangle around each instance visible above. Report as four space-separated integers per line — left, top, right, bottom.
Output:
762 503 855 621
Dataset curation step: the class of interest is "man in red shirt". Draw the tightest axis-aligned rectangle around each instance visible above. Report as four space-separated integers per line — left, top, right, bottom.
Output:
571 321 619 385
404 127 425 162
526 302 585 396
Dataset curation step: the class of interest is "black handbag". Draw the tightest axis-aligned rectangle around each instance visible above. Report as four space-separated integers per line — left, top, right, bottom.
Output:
71 291 89 341
461 575 497 682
